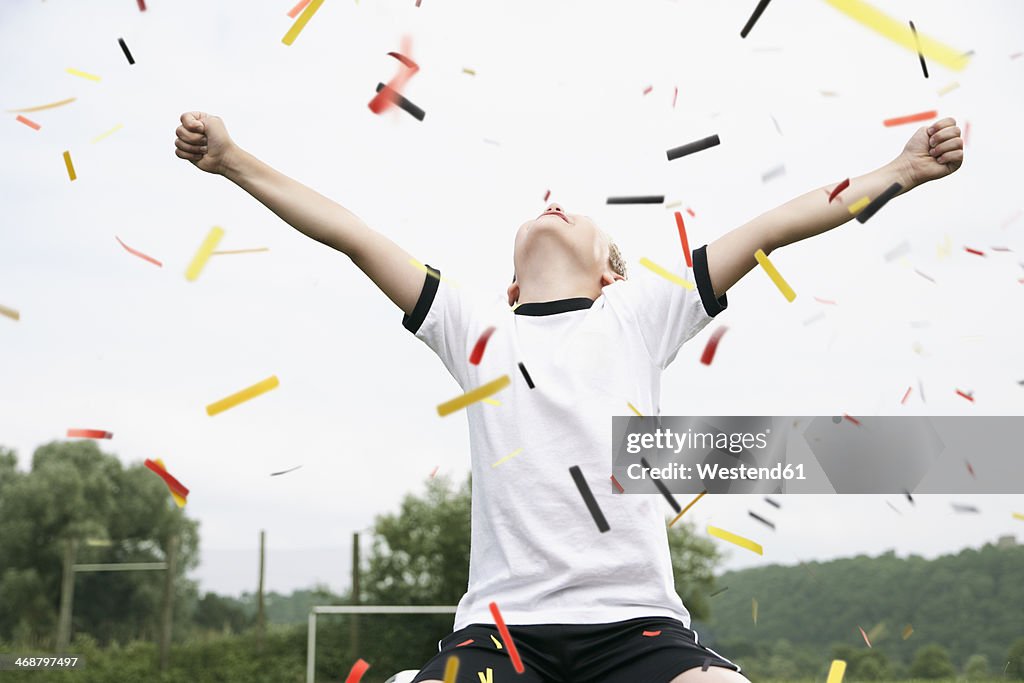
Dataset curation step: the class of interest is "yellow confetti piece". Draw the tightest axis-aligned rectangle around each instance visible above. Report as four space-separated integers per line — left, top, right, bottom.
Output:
7 96 77 113
462 67 477 75
185 226 225 281
63 150 76 181
282 0 325 45
824 0 970 71
212 247 269 255
491 448 523 468
902 624 914 639
510 302 522 312
937 234 952 259
752 598 758 625
489 635 503 649
409 258 460 287
669 490 707 527
437 375 511 417
477 668 493 683
91 124 124 143
206 375 280 416
937 81 960 96
66 67 101 82
826 659 847 683
0 304 20 321
847 196 871 215
443 655 460 683
639 257 695 290
170 491 187 508
754 248 796 302
627 402 643 417
1013 512 1024 521
707 525 763 555
482 398 501 407
665 200 682 209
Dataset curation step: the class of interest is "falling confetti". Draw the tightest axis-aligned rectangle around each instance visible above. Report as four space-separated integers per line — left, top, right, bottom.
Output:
627 401 643 417
270 465 303 476
884 241 911 262
491 448 523 468
843 413 862 426
144 458 189 508
430 466 439 478
700 326 728 365
761 164 786 182
669 490 707 527
964 246 985 256
437 376 510 417
902 624 914 639
488 602 525 673
764 497 781 508
282 0 325 45
343 658 370 683
607 195 664 204
827 659 847 683
828 178 851 203
115 236 162 267
185 226 225 281
900 386 912 404
951 502 979 513
611 475 624 493
914 268 936 283
543 189 550 202
517 362 535 389
212 247 269 255
955 389 974 402
66 67 101 82
709 586 729 597
462 67 476 76
569 466 610 533
642 85 653 95
0 304 19 322
118 37 135 65
752 598 759 625
639 257 694 290
754 248 796 301
856 183 902 223
666 134 720 161
373 82 426 121
883 110 937 127
7 97 76 113
443 656 459 683
641 457 681 513
455 639 473 647
672 86 678 108
91 124 124 143
287 0 311 18
708 525 763 555
847 197 871 215
63 150 76 181
642 630 662 637
137 0 146 9
740 0 774 38
469 326 497 365
859 625 872 647
206 375 280 416
1012 512 1024 521
489 635 502 650
15 115 40 130
370 46 420 114
67 429 112 439
909 21 929 77
674 212 692 267
748 511 775 529
965 461 975 477
937 81 959 96
702 657 711 672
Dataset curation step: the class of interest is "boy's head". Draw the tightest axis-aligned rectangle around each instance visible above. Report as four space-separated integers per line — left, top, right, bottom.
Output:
508 203 627 306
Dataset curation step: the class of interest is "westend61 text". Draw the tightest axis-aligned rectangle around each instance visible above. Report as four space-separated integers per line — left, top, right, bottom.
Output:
627 462 806 481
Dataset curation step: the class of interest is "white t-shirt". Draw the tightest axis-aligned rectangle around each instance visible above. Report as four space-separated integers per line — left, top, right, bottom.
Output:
402 245 727 630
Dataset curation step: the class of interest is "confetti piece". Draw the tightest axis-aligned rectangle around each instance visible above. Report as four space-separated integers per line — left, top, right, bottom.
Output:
700 326 728 365
702 657 711 672
639 257 695 290
118 37 135 65
859 626 872 647
66 68 101 82
185 226 225 281
901 386 912 404
488 602 525 673
462 67 476 76
517 362 535 389
430 466 439 478
761 164 786 182
666 135 721 161
828 178 850 203
748 511 775 529
282 0 324 45
489 635 502 649
665 200 682 209
115 236 162 267
740 0 773 38
965 461 975 477
144 458 189 503
456 640 473 647
344 658 370 683
847 197 871 216
7 97 76 113
437 375 511 416
669 490 707 527
15 115 40 130
905 490 915 505
642 85 653 95
137 0 146 10
491 448 523 468
543 189 550 202
477 668 493 683
206 375 280 416
825 0 969 71
672 86 678 108
855 183 902 223
1012 512 1024 521
955 389 974 402
752 598 759 624
287 0 311 18
991 246 1012 252
63 151 76 181
914 268 936 283
211 247 269 255
370 42 420 114
937 81 959 96
843 413 861 426
67 429 112 439
641 457 681 513
709 586 729 598
964 246 985 257
374 82 426 121
909 21 929 78
481 398 501 407
569 466 610 533
951 502 979 513
883 110 937 127
884 241 911 262
642 630 662 637
611 475 624 493
827 659 847 683
627 401 643 417
469 326 497 365
672 212 693 267
443 656 459 683
270 465 303 476
770 114 782 135
886 501 901 514
0 304 19 322
754 248 795 302
707 525 763 555
814 297 837 305
607 195 664 204
91 123 124 143
902 624 914 639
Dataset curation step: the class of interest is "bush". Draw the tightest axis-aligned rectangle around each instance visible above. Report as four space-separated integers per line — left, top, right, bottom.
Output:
909 643 957 679
964 653 989 678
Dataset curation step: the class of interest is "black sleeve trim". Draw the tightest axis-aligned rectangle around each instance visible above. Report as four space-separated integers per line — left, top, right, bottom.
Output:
402 264 440 334
692 245 728 318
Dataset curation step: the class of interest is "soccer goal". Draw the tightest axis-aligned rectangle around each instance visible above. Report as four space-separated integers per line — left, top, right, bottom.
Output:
306 605 457 683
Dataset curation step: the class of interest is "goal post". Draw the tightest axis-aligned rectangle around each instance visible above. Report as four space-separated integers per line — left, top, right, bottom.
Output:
306 605 457 683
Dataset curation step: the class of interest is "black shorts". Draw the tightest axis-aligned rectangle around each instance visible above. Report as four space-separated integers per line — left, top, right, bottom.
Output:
411 617 741 683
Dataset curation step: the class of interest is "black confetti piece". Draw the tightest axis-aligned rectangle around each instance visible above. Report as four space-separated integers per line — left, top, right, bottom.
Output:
666 134 720 161
606 195 664 205
374 82 425 121
748 511 776 529
118 37 135 65
640 457 681 513
569 466 609 533
740 0 773 38
518 361 535 389
856 182 902 224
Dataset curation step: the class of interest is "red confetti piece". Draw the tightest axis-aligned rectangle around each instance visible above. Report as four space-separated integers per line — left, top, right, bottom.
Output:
144 458 189 499
386 51 420 73
611 475 624 493
344 658 370 683
674 212 693 268
672 86 678 108
901 386 912 404
700 326 728 366
964 246 985 256
16 115 40 130
828 178 850 203
469 326 497 365
966 461 975 478
115 236 163 267
67 428 112 439
859 626 872 648
964 120 970 145
488 602 524 673
843 413 861 426
955 389 974 402
137 0 146 10
430 466 439 478
642 630 662 637
814 296 838 305
543 189 550 202
456 638 473 647
1012 51 1023 60
287 0 311 18
686 207 695 218
883 110 937 127
369 39 418 115
642 85 653 95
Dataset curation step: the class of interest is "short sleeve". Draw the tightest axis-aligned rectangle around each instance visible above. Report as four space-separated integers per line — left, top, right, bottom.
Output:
606 244 728 369
401 265 473 386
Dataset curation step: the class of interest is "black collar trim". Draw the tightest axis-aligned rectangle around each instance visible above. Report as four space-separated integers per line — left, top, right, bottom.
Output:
514 297 594 316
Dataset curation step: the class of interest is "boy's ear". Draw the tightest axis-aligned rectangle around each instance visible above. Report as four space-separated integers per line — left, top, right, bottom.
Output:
507 280 520 307
600 271 625 288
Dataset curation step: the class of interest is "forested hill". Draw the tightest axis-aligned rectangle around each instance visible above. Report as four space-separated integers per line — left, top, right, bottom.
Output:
694 538 1024 670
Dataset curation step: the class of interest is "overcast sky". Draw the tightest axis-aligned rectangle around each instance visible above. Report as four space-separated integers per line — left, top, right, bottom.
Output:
2 0 1023 599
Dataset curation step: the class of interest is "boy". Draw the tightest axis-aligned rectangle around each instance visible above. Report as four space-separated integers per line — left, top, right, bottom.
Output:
175 111 963 682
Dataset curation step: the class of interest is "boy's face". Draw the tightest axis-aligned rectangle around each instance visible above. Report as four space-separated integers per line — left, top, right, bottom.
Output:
508 203 622 305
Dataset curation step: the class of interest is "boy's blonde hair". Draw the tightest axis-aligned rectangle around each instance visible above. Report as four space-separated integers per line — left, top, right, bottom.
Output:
608 239 627 278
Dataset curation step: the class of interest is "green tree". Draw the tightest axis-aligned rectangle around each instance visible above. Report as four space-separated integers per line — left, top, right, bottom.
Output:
668 519 722 621
1008 636 1024 680
193 592 255 634
963 653 989 679
909 643 957 679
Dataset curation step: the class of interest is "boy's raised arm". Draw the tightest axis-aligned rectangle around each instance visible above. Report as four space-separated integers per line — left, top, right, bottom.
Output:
704 117 965 299
174 111 423 315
